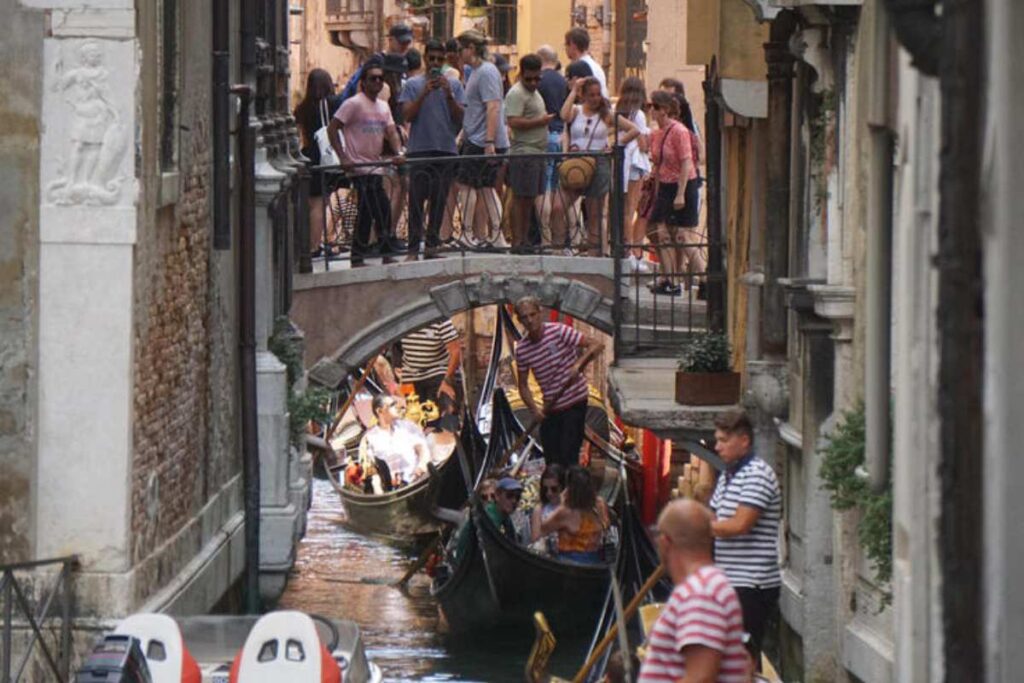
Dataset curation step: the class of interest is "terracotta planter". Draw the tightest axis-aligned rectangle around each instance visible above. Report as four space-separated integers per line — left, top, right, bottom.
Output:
674 371 741 406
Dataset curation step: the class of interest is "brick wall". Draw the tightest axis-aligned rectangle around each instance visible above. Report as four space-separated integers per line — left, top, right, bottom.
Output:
130 118 214 568
127 0 240 598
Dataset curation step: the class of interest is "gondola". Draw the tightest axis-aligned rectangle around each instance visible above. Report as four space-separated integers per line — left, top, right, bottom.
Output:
431 389 623 637
324 405 482 546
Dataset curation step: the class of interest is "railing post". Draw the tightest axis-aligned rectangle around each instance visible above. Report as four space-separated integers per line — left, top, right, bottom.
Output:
295 164 312 274
610 145 625 362
59 562 71 680
3 571 11 683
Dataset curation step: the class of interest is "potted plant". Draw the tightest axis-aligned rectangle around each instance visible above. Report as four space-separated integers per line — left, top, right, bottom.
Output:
675 332 741 406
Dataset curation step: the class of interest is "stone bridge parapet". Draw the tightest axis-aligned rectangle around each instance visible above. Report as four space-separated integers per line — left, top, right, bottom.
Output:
291 255 616 387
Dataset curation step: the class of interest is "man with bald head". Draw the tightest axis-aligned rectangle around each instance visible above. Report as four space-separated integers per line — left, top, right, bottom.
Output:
638 500 748 682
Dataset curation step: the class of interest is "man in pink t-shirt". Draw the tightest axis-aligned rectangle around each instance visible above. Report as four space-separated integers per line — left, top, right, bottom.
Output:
328 59 405 266
639 500 750 683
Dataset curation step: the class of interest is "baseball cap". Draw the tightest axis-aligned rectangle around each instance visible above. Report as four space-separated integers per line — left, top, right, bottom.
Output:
492 53 512 74
496 477 523 492
388 23 414 44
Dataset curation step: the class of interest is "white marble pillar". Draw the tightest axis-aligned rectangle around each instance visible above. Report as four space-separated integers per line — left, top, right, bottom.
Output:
35 16 138 602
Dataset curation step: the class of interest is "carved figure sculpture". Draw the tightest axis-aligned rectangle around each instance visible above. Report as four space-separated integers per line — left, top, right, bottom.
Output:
48 41 128 206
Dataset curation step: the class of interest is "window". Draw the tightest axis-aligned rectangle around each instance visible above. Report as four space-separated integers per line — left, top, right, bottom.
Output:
159 0 180 172
487 0 517 47
414 0 454 40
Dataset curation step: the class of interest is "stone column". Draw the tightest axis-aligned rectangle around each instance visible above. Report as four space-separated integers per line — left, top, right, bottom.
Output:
36 18 139 616
762 13 798 356
253 119 298 602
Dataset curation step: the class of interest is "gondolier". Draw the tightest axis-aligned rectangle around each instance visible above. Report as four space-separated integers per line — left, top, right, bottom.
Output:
513 296 604 467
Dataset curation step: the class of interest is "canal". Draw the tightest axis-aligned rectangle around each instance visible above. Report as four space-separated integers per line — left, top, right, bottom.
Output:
276 479 595 682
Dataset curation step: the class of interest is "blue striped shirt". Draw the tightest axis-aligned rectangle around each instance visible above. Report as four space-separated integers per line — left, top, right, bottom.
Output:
710 454 781 589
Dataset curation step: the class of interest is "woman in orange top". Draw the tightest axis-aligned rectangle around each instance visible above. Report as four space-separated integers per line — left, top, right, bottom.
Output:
540 465 610 564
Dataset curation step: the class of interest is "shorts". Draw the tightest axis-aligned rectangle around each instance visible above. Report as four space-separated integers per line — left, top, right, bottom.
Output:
628 166 645 182
647 178 700 227
544 131 563 192
457 140 508 188
581 157 611 199
508 155 546 198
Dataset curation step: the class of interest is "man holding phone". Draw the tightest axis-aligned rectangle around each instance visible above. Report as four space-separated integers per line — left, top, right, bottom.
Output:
399 39 466 259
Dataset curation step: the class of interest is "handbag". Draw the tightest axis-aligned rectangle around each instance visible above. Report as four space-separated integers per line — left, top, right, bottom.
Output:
313 99 340 167
639 121 676 219
559 108 600 191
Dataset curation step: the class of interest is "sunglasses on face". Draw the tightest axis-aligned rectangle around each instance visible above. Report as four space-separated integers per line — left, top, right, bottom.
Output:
481 492 496 502
365 75 384 83
427 54 445 64
500 490 522 500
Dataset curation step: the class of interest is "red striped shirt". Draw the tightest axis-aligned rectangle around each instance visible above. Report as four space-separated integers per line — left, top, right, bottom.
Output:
514 323 589 413
638 565 748 683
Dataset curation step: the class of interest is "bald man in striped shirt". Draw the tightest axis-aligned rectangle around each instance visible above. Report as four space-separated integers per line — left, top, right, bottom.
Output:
639 499 749 682
514 296 603 467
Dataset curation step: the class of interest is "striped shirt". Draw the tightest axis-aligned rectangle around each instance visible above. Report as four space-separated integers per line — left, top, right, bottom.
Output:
710 454 781 588
514 323 589 413
400 321 459 383
638 565 748 683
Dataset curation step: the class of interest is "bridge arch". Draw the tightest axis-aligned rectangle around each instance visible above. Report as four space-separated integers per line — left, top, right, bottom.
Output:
291 256 616 387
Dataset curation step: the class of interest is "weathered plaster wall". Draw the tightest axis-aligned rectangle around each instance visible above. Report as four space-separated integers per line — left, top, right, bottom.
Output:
0 2 44 564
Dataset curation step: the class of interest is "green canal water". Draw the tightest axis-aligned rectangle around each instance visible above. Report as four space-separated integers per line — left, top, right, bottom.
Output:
276 479 595 682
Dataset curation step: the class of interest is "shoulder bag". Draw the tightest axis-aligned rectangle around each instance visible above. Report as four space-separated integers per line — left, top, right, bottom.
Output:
314 98 340 167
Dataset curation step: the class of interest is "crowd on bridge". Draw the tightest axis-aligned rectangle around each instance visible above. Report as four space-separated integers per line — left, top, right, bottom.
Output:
293 24 709 298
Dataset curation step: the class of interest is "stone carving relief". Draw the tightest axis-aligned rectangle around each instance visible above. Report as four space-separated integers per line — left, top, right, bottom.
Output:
46 40 128 206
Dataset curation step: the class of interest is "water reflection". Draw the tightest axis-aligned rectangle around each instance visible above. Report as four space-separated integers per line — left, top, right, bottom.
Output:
277 480 591 682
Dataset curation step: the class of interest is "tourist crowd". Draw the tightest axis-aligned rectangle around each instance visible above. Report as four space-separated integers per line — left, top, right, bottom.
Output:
293 24 708 297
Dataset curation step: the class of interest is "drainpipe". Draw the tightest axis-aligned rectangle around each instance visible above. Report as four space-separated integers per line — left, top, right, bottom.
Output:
213 0 230 250
234 84 261 615
703 61 725 332
864 8 893 493
602 0 613 77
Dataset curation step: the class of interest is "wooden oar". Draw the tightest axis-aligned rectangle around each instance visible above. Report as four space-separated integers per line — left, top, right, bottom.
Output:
572 564 667 683
325 351 381 443
496 346 601 470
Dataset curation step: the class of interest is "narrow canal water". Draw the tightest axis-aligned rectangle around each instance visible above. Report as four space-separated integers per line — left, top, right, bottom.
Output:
277 479 595 682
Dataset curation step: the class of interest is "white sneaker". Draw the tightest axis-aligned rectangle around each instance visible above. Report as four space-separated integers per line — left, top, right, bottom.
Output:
626 254 639 272
637 259 653 274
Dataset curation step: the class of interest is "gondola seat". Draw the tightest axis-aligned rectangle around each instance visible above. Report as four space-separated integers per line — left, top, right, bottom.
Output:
228 610 342 683
113 613 201 683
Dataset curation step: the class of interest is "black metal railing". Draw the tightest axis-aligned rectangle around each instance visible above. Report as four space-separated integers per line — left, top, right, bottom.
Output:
302 148 721 356
1 556 78 683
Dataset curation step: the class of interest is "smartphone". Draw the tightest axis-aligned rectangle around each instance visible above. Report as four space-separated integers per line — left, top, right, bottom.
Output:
430 67 443 80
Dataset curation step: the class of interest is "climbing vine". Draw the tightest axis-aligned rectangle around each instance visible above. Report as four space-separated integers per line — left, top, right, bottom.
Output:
819 402 893 607
808 88 837 212
268 315 333 449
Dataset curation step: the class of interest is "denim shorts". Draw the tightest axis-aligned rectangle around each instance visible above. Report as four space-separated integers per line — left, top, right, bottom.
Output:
544 130 562 192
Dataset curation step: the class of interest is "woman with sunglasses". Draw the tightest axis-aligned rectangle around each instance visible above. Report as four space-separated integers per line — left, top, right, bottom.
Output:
559 76 639 256
539 465 610 564
644 90 697 295
529 464 566 553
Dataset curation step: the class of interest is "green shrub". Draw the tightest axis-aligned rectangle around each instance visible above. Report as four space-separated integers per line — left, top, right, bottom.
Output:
678 332 732 373
288 387 333 450
819 402 893 607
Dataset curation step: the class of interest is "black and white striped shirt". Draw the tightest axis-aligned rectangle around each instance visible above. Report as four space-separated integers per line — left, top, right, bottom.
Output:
400 320 460 383
710 454 781 589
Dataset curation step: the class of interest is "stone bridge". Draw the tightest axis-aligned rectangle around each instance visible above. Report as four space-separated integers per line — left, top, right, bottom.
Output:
291 255 617 386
